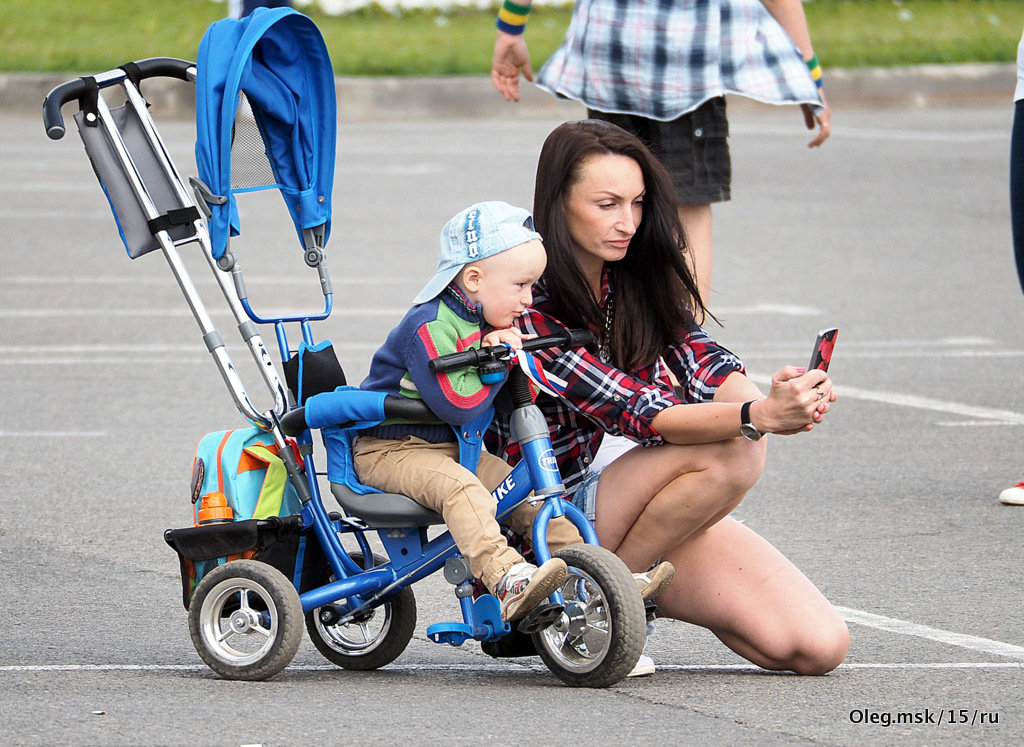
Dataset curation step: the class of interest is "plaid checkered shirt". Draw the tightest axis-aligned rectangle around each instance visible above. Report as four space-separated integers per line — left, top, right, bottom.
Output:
486 271 744 495
537 0 822 121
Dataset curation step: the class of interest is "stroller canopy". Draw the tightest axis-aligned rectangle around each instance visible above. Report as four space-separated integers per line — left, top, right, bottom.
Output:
195 7 336 259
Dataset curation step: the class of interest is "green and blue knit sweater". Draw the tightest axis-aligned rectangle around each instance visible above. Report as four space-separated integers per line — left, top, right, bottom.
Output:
359 284 505 442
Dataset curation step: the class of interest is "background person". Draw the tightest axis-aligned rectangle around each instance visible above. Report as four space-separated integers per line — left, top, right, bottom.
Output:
491 0 830 306
999 26 1024 505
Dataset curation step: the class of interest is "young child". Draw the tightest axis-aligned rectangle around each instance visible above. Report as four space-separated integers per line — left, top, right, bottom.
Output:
353 201 584 622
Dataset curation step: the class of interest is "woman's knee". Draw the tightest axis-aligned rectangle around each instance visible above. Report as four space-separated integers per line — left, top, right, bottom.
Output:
702 438 766 497
763 616 850 675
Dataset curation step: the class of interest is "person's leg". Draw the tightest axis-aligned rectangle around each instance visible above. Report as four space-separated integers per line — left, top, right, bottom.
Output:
1011 99 1024 295
593 435 765 573
352 436 523 591
678 203 713 306
999 99 1024 503
654 517 849 674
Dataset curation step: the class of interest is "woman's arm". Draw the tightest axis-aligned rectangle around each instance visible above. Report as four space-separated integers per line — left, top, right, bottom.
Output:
650 368 835 444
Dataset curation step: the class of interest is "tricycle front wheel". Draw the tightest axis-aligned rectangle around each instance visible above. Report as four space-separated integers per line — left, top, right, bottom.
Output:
533 544 645 687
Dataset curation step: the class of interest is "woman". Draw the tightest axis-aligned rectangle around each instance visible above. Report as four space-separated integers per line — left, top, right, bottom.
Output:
489 120 849 674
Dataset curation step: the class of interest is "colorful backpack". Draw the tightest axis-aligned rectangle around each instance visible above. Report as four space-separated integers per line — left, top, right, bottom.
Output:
190 427 302 523
164 427 320 608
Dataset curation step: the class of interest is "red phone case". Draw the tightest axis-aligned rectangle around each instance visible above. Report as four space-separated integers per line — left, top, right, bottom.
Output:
809 328 838 372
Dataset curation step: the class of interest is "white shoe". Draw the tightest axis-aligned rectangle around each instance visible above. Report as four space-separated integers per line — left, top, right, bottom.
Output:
999 479 1024 505
627 621 658 677
627 654 655 677
496 559 567 622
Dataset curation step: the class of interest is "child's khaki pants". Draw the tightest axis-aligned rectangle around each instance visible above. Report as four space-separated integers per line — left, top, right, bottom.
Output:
352 435 583 593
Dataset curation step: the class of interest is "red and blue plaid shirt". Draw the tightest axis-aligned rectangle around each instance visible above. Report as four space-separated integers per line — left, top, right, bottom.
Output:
487 272 744 495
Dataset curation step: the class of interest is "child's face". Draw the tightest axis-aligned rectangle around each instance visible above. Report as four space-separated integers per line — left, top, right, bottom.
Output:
466 239 546 328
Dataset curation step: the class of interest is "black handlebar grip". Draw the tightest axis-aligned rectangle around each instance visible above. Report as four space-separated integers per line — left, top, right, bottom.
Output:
383 395 438 422
132 57 195 81
428 348 484 374
42 78 87 140
428 328 594 373
279 408 308 437
42 57 194 140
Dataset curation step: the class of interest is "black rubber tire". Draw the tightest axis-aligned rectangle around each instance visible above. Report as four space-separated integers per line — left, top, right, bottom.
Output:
532 544 646 687
188 559 304 681
304 552 417 671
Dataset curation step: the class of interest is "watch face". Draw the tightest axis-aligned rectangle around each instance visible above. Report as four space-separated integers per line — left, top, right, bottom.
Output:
740 423 762 442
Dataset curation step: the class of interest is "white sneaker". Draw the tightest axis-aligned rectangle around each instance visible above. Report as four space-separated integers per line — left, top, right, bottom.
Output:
496 559 567 622
1000 479 1024 505
627 654 655 677
627 621 658 677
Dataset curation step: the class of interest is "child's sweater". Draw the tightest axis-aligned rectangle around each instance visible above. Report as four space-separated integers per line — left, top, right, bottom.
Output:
359 285 505 442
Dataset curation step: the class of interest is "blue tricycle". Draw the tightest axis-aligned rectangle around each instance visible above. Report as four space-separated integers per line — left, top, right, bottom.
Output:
41 9 646 687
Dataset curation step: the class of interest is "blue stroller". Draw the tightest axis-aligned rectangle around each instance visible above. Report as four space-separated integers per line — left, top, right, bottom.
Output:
42 8 646 687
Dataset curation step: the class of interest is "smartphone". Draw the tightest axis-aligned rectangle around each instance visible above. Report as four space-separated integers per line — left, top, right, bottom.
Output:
808 327 838 372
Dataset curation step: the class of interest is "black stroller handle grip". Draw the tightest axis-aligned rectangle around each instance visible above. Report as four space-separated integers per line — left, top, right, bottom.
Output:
43 57 195 140
428 328 595 374
279 396 439 437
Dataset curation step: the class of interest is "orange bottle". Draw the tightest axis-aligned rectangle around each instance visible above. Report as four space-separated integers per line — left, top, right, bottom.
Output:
196 491 233 525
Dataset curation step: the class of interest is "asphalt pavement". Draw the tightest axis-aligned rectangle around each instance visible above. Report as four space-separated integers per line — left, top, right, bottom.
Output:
3 71 1024 744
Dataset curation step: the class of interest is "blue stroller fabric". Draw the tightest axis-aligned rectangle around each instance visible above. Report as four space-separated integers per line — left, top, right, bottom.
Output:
194 7 336 259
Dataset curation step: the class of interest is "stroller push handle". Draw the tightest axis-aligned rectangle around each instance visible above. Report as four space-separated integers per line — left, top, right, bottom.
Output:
428 328 594 374
43 57 195 140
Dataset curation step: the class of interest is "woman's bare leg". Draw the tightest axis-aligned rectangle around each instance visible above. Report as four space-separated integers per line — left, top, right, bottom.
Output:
594 436 765 572
654 517 849 674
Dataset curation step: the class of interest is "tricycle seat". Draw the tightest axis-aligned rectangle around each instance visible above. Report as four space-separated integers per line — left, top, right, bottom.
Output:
331 483 444 528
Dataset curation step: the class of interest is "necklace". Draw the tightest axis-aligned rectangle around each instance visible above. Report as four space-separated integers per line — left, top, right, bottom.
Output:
599 291 614 364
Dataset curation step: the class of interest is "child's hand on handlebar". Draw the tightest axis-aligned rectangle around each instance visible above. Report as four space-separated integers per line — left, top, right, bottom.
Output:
482 327 535 350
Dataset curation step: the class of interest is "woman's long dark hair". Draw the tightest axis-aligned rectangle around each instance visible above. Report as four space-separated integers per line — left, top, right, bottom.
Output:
533 119 707 372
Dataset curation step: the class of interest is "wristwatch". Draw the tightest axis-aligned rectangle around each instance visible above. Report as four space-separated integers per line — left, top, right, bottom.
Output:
740 400 763 442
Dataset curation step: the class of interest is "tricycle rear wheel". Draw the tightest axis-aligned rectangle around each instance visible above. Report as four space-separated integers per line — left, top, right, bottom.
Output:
305 552 417 670
188 559 304 681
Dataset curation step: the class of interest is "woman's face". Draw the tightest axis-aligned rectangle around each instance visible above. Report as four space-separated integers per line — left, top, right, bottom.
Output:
564 153 645 273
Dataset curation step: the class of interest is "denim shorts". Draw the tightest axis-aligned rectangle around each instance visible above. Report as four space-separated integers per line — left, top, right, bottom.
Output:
569 467 604 522
588 97 731 205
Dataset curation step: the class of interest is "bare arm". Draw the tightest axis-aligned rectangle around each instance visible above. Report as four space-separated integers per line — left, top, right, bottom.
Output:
491 1 535 102
650 367 835 444
759 0 831 147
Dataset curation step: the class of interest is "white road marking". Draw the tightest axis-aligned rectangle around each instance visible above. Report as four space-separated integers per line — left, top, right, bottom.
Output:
747 374 1024 425
0 431 108 438
837 607 1024 661
3 660 1024 675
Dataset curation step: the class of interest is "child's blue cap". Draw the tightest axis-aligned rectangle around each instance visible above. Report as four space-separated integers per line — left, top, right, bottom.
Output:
413 201 542 304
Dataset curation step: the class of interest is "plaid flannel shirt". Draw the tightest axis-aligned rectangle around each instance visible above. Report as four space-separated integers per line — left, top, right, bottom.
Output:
537 0 822 121
487 272 744 495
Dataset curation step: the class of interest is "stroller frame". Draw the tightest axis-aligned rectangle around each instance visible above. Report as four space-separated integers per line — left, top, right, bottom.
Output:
44 48 646 687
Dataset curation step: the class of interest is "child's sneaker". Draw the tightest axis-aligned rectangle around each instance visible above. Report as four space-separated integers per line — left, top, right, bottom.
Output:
1000 477 1024 505
497 559 567 622
633 561 674 601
